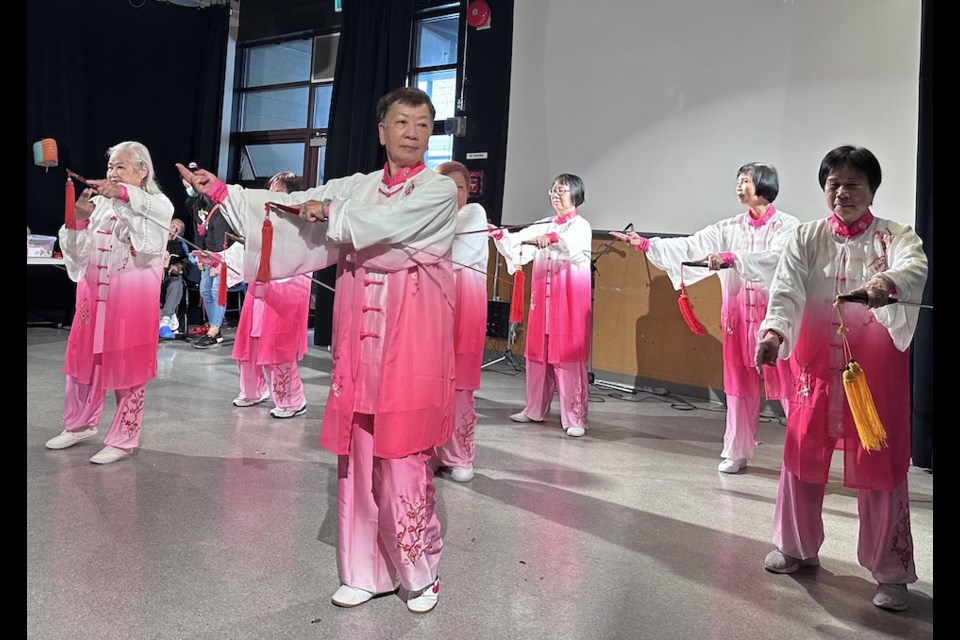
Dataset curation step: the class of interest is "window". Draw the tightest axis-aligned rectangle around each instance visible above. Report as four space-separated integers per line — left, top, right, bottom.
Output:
233 34 338 187
409 8 461 168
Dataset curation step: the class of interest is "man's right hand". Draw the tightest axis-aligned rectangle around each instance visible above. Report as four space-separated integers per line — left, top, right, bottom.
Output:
755 331 782 368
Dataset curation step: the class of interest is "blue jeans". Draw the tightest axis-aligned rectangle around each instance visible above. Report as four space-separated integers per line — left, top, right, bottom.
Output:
199 266 226 328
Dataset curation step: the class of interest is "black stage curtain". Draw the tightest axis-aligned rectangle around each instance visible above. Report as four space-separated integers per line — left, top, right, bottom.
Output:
27 0 230 239
311 0 415 346
910 0 934 471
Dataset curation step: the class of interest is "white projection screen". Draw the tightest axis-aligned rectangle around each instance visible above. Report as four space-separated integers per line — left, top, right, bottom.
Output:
502 0 922 233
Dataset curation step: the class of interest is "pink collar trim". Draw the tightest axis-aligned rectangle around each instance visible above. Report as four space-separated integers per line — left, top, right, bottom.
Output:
381 161 426 188
829 210 874 239
746 205 777 228
554 209 579 225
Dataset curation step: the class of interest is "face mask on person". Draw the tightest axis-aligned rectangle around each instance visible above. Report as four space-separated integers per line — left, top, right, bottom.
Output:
186 186 196 197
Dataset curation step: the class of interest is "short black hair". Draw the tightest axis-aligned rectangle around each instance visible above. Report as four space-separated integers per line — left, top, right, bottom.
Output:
818 145 882 194
737 162 779 202
376 87 436 123
551 173 585 207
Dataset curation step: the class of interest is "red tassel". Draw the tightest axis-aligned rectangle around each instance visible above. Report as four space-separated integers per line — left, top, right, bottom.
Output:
678 285 707 335
218 262 227 307
65 177 76 228
256 214 273 283
510 268 526 323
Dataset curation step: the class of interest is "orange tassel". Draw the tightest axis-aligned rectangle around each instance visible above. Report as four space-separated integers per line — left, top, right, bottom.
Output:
64 177 76 228
256 213 273 283
678 285 707 335
510 268 526 323
218 262 227 307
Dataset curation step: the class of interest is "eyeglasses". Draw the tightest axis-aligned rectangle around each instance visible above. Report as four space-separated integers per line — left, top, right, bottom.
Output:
547 187 571 196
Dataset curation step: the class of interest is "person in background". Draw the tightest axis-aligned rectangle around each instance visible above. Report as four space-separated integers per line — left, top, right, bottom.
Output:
612 163 800 474
178 87 457 614
430 161 488 482
488 173 593 438
45 140 174 464
159 217 190 339
230 171 311 418
755 145 928 612
186 161 237 349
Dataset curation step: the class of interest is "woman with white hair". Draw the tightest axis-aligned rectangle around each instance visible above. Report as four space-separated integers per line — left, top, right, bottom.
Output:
45 140 174 464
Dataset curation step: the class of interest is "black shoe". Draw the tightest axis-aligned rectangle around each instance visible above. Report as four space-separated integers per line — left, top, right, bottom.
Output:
193 333 222 349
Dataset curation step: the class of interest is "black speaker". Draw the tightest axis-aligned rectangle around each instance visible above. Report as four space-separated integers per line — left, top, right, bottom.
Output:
487 300 510 338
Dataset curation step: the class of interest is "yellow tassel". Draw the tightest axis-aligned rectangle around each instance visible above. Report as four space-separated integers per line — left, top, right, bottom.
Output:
841 359 887 452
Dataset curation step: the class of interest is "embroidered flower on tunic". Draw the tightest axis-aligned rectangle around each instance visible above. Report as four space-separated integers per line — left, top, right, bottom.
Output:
456 411 476 457
795 369 813 405
330 357 343 398
396 494 429 565
78 297 90 327
890 498 914 571
870 229 893 273
120 388 145 438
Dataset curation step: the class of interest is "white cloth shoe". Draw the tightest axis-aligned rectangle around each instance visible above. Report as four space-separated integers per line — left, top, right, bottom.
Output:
565 426 586 437
450 466 474 482
167 314 180 332
331 585 375 608
233 392 270 408
45 428 98 450
270 405 307 419
873 583 909 611
407 576 440 613
510 412 542 423
764 548 819 574
718 458 747 473
90 445 132 465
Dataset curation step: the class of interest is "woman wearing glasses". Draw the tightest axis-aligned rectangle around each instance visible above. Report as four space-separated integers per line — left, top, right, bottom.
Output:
488 174 593 437
611 163 800 474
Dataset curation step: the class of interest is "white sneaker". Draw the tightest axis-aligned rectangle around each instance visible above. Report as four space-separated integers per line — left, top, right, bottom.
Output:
270 405 307 419
407 576 440 613
450 466 474 482
872 583 909 611
331 585 375 608
565 426 586 437
718 458 747 473
167 315 180 332
510 412 542 423
89 445 132 465
45 428 98 450
233 392 270 408
764 548 819 574
159 315 172 329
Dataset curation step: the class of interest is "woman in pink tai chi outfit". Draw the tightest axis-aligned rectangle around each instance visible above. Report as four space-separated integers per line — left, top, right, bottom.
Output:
430 161 488 482
230 171 311 419
179 87 457 614
489 173 592 438
45 141 174 465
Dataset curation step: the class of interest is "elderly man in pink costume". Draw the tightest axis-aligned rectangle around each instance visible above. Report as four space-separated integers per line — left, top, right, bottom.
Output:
756 145 928 612
612 163 800 473
45 141 174 465
178 87 457 614
430 161 489 482
230 171 311 419
489 173 593 438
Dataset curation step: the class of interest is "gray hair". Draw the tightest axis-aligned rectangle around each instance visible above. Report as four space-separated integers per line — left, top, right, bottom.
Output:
107 141 162 195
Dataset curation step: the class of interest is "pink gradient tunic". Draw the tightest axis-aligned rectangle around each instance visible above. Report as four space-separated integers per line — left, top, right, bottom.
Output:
759 214 928 490
232 275 312 365
643 207 800 399
58 187 174 389
219 167 458 459
493 211 592 363
452 203 490 389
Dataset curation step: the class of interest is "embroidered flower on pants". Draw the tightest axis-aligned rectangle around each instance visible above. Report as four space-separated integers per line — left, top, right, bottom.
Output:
396 494 429 566
120 388 145 439
456 411 476 457
273 366 291 403
890 498 914 571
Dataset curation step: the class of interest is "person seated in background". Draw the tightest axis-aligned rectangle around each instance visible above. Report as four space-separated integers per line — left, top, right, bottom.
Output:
230 171 311 418
159 217 194 339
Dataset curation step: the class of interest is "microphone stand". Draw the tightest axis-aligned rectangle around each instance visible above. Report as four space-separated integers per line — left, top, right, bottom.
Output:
587 225 634 391
482 253 524 371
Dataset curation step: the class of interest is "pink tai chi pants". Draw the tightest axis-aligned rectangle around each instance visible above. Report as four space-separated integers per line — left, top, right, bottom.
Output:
772 466 917 584
63 363 146 451
337 412 443 594
521 358 589 430
722 394 791 461
237 345 305 411
432 389 477 469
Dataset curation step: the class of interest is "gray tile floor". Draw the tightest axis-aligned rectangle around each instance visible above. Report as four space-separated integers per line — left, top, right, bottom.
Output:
27 327 933 640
